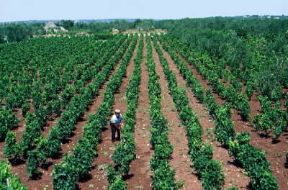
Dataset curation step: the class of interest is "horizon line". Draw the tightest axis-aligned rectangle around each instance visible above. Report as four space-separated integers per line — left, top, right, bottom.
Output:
0 14 287 24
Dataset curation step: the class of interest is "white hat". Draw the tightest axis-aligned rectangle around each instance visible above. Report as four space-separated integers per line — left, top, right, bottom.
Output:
115 109 121 113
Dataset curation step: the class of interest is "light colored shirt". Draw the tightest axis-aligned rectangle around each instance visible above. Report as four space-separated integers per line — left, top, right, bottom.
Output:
110 114 123 125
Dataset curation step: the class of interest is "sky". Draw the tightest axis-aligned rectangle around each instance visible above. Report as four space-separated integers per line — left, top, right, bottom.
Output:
1 0 288 22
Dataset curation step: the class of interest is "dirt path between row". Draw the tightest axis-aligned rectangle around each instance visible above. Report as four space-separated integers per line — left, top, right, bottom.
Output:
78 42 138 190
159 43 250 189
8 45 130 190
126 40 152 190
152 43 202 190
14 108 26 141
176 50 288 190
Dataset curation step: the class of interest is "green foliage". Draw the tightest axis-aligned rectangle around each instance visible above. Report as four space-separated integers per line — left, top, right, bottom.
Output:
26 150 41 178
107 166 127 190
53 163 77 190
0 160 27 190
4 131 20 161
112 134 136 175
201 160 224 190
214 105 235 145
57 20 74 30
250 171 279 190
152 161 182 190
0 108 19 141
193 144 213 173
108 175 127 190
253 96 287 140
228 133 278 190
0 23 33 43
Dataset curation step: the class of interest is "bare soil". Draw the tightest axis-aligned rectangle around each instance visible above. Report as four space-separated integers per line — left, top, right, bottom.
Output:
77 42 137 190
126 41 153 190
152 43 203 190
14 108 26 141
159 44 250 189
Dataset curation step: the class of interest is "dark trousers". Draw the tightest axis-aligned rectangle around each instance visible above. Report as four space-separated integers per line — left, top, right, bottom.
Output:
111 123 120 141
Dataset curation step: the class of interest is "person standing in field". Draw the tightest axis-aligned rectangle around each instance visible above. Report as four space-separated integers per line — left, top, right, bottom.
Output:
110 109 123 142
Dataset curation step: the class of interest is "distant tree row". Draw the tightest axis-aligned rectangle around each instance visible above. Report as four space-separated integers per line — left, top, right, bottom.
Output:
0 23 45 43
154 16 288 99
0 19 157 43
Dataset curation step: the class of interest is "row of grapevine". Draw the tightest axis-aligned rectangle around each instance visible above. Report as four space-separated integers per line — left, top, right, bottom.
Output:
52 35 138 190
146 37 181 189
3 36 126 164
0 160 27 190
28 36 131 177
163 35 250 121
25 36 131 178
0 37 107 142
0 36 106 110
165 34 288 141
253 96 287 141
1 37 106 142
246 36 288 141
107 36 144 189
0 108 19 141
159 36 279 190
153 38 224 190
166 32 288 144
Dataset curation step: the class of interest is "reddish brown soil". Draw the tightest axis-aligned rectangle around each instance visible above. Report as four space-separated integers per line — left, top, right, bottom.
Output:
42 118 60 138
249 92 262 118
126 41 152 190
160 44 250 189
77 42 137 190
0 144 3 159
176 49 288 190
14 108 26 141
152 44 202 190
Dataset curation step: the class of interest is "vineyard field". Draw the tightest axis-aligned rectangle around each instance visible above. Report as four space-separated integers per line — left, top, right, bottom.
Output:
1 17 288 190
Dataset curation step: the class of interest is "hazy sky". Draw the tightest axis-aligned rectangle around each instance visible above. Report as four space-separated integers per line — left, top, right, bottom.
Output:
1 0 288 22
